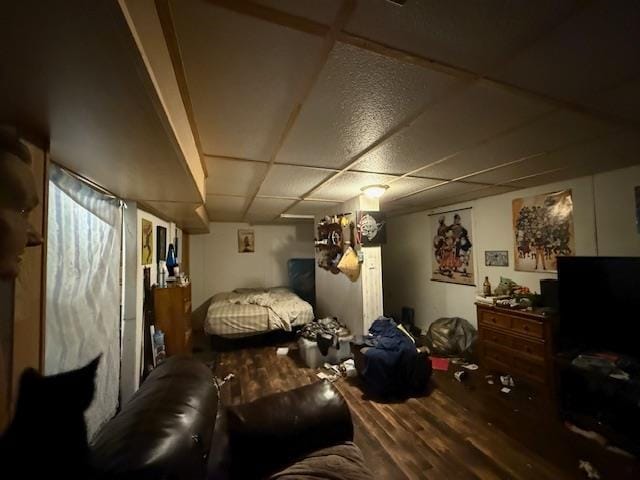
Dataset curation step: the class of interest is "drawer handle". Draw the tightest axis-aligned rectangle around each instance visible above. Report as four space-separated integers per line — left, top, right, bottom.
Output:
523 325 529 331
491 317 497 323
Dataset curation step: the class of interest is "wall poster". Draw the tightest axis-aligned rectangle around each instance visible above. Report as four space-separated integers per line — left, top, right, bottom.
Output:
512 189 575 273
431 207 474 286
141 218 153 265
237 229 255 253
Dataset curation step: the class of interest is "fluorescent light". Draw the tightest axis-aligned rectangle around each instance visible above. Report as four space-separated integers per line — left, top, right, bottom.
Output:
360 184 389 199
280 213 314 219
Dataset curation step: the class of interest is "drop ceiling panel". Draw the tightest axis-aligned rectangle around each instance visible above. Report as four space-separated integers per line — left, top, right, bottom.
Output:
381 177 449 204
390 181 477 207
287 200 342 216
258 165 333 197
309 172 402 202
503 131 640 188
246 197 297 222
345 0 580 73
251 0 342 24
355 83 552 175
171 1 325 160
417 110 615 180
276 41 463 169
493 1 640 103
206 158 268 196
205 195 248 222
427 185 517 209
584 79 640 123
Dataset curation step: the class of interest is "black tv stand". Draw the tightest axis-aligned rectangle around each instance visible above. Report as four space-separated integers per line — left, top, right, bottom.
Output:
555 351 640 456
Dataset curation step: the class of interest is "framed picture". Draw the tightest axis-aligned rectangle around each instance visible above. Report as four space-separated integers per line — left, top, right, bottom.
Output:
485 250 509 267
156 226 167 262
356 211 386 246
238 229 255 253
431 208 475 286
141 218 153 265
512 189 575 273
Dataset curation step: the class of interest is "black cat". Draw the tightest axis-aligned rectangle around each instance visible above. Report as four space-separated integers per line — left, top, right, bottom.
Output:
0 355 100 479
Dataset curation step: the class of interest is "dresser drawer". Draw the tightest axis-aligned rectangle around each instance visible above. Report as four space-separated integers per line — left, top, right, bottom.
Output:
484 344 512 367
479 310 511 330
512 356 547 383
483 328 513 347
511 316 544 339
511 337 545 359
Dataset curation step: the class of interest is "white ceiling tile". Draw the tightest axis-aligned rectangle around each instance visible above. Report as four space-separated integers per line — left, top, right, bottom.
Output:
246 197 297 222
415 110 615 180
389 181 478 207
500 131 640 188
171 1 325 160
287 200 342 216
584 79 640 123
427 185 517 209
258 165 332 197
251 0 342 24
206 158 268 196
355 83 552 175
380 177 447 204
309 172 400 201
345 0 580 73
205 195 248 222
276 41 463 169
493 1 640 103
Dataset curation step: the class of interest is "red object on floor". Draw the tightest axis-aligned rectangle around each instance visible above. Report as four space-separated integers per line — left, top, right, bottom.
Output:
430 357 450 371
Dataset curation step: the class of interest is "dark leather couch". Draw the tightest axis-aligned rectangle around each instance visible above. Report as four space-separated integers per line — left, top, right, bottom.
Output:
91 356 369 479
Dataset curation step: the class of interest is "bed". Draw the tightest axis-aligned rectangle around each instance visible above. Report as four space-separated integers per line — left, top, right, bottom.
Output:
204 287 314 338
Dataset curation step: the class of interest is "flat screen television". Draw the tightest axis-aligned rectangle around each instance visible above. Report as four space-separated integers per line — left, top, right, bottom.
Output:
557 256 640 357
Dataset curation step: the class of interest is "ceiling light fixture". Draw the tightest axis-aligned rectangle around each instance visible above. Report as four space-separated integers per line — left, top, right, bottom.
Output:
361 184 389 199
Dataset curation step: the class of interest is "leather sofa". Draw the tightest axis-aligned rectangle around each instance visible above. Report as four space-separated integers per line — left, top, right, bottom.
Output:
91 356 370 479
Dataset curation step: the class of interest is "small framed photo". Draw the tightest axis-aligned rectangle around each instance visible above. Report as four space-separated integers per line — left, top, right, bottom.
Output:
238 229 255 253
485 250 509 267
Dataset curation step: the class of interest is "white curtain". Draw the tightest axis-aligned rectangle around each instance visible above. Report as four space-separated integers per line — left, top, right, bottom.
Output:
45 164 122 439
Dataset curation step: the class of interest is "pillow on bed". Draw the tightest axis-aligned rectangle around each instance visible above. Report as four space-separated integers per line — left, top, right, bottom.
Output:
268 286 291 294
233 287 267 294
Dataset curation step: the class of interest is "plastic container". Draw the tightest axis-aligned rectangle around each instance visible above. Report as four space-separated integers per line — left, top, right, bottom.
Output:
298 336 352 369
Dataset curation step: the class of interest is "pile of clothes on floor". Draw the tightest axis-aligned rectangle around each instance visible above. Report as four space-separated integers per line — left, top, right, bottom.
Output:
353 316 432 398
299 317 350 356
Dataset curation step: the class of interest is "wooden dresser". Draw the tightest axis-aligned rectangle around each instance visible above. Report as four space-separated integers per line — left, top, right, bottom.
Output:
153 283 192 356
476 303 557 403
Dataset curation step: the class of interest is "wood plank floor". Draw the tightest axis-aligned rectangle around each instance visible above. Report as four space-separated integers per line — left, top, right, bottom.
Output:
208 343 639 480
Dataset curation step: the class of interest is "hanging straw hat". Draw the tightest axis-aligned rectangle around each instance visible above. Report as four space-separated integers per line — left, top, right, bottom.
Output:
337 246 360 282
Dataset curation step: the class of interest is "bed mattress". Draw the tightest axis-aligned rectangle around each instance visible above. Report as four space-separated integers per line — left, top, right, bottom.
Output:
204 288 313 337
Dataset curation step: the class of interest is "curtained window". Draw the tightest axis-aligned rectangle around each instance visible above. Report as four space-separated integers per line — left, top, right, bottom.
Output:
45 164 122 439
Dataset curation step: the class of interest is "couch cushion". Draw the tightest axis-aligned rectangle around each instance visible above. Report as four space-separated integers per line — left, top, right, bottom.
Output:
269 442 371 480
91 356 218 479
225 381 353 478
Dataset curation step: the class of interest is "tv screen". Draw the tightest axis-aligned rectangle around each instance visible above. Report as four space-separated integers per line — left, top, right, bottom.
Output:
557 256 640 357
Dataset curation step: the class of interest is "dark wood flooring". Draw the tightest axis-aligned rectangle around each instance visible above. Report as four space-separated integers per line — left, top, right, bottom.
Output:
208 343 639 480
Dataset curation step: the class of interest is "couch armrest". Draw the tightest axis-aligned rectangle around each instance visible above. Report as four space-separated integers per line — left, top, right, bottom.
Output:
225 381 353 479
91 356 218 479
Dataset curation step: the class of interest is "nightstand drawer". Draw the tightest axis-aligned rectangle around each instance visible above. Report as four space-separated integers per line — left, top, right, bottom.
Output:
511 316 544 339
479 311 511 330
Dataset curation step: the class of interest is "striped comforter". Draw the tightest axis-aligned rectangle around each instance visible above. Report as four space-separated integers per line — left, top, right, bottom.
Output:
204 288 314 337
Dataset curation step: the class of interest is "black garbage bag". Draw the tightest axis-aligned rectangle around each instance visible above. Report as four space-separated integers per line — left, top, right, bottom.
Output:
425 317 477 356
